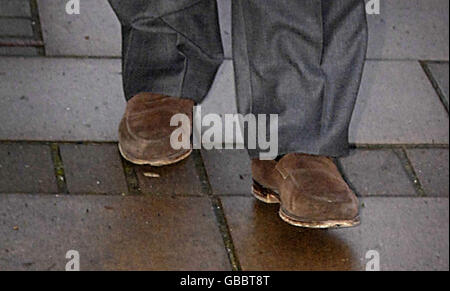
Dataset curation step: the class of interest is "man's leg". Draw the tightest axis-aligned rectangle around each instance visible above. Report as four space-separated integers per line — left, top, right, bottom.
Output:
232 0 367 157
233 0 368 228
109 0 224 166
109 0 224 102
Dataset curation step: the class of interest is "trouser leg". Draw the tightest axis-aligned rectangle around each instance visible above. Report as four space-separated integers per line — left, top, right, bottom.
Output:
108 0 224 102
232 0 368 158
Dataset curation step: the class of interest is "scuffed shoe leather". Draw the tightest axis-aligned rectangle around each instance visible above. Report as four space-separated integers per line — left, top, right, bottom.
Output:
252 153 360 228
118 92 194 166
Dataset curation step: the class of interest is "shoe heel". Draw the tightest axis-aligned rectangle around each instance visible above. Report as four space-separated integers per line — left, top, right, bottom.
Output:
252 180 280 204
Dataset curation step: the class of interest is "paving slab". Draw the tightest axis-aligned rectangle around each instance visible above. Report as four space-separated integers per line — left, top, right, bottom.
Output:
0 57 125 141
0 194 230 271
135 152 205 196
406 148 449 197
59 143 128 194
0 143 57 193
367 0 449 60
221 196 449 271
0 0 32 17
349 61 449 145
0 57 242 144
339 149 416 196
37 0 121 57
201 149 252 195
426 62 449 110
0 18 34 37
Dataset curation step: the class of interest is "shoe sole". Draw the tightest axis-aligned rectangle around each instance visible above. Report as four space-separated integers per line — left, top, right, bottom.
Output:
118 143 192 167
252 181 360 229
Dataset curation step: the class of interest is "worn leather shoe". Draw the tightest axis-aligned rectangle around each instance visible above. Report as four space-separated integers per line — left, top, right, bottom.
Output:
118 92 194 166
252 153 360 229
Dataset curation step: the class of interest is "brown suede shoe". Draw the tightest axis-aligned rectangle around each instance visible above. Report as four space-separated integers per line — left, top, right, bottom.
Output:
118 92 194 166
252 153 360 229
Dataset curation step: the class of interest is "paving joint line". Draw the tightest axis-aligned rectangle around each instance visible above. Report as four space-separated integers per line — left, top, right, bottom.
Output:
29 0 45 55
0 34 34 39
2 56 445 62
419 60 449 114
0 190 205 197
0 140 119 145
0 38 44 47
120 157 142 196
352 144 449 150
396 147 426 197
1 141 446 198
0 16 34 20
215 193 442 198
194 150 242 271
336 150 428 198
0 55 122 59
2 192 443 198
49 143 68 194
366 58 450 62
0 140 448 149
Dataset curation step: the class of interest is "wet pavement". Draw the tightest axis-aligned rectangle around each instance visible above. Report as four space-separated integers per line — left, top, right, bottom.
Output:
0 0 449 271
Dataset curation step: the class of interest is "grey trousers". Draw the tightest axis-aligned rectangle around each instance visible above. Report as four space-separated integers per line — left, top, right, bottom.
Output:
108 0 368 158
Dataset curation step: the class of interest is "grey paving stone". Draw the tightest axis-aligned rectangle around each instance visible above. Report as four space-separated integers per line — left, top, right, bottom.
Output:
406 148 449 197
0 0 31 17
339 149 416 196
367 0 449 60
37 0 121 57
349 61 449 145
59 144 128 194
0 57 125 141
204 61 449 147
0 46 39 56
0 18 34 37
0 143 57 193
0 57 239 144
0 194 231 270
426 62 449 110
135 152 205 196
201 149 252 195
222 196 449 271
